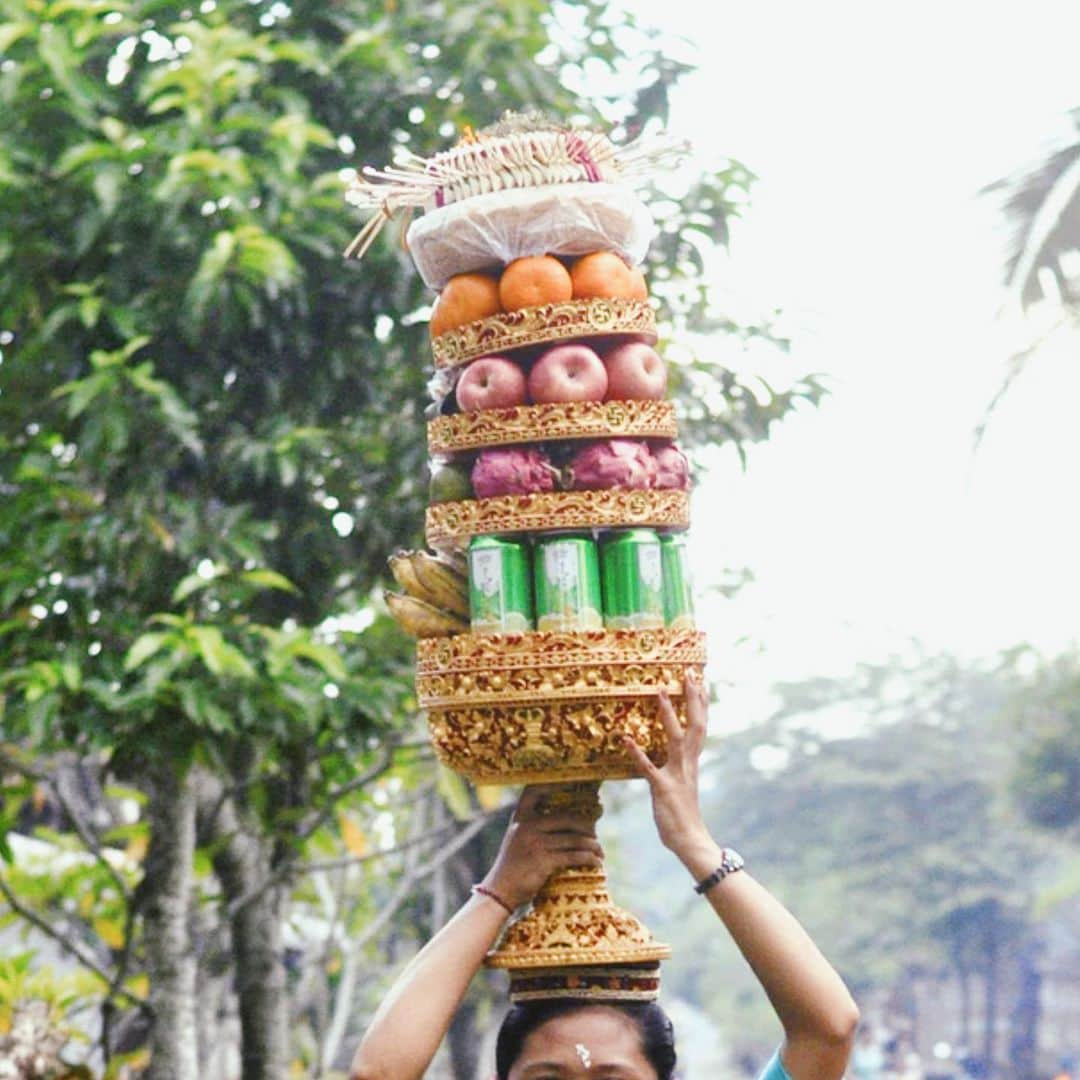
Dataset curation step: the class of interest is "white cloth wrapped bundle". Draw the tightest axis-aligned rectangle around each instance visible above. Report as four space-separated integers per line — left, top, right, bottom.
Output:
405 182 656 290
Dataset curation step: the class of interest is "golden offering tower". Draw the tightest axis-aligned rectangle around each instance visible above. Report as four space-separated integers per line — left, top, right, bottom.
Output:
347 113 703 999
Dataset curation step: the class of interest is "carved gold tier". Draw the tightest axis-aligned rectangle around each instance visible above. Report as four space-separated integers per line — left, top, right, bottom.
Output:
418 628 705 784
430 298 657 370
428 400 677 455
488 867 670 970
425 489 689 550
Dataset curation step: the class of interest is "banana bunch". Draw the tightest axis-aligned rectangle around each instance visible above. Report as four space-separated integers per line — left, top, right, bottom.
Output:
385 549 470 637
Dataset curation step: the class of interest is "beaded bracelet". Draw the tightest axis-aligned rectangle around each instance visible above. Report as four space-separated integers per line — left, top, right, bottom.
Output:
471 883 515 916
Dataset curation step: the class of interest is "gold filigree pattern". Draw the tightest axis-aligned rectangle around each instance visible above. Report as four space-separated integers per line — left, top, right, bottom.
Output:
417 627 704 674
487 868 670 969
428 400 677 455
418 633 704 782
430 298 656 370
426 693 697 785
420 662 692 706
425 490 690 549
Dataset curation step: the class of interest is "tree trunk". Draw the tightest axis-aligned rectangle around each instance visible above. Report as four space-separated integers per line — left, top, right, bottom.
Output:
982 919 1000 1077
195 902 236 1079
207 787 290 1080
958 966 971 1049
1008 939 1041 1080
143 762 199 1080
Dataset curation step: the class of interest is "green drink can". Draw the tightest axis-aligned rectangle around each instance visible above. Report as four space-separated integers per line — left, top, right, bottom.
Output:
533 534 603 633
468 535 534 635
660 532 695 629
600 529 665 631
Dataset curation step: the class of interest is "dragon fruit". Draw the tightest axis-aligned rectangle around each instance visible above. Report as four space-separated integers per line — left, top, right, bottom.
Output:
651 442 691 491
470 447 558 499
566 439 657 491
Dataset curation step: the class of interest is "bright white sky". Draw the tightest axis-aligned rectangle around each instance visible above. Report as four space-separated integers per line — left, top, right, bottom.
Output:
621 1 1080 725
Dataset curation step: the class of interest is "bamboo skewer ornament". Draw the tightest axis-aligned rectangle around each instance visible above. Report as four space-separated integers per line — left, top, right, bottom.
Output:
347 111 700 1003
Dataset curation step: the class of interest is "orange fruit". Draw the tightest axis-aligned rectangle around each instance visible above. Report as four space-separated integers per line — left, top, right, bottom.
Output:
430 272 502 337
627 265 649 301
498 255 573 311
569 251 635 300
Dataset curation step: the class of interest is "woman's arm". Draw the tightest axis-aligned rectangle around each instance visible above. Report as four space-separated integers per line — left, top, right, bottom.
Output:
348 787 604 1080
623 677 859 1080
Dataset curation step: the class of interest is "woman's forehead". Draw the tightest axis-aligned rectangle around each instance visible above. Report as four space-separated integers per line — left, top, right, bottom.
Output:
514 1007 654 1074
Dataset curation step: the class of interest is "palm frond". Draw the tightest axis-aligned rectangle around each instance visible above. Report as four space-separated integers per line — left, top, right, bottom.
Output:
983 108 1080 308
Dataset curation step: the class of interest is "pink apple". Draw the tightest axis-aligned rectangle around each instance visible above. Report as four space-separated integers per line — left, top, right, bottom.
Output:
455 356 528 412
527 344 608 404
602 341 667 401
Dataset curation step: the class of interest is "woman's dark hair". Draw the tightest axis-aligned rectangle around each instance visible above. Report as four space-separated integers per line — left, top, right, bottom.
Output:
494 999 677 1079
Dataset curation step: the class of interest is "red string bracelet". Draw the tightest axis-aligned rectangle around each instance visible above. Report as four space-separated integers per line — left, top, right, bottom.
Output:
471 883 515 916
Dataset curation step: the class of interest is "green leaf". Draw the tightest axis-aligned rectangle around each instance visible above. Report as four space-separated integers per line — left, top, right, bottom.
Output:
37 22 109 117
123 632 169 672
165 149 251 187
187 626 255 679
60 658 81 692
240 568 298 594
93 915 125 949
103 785 146 806
233 225 298 288
125 363 204 456
185 230 237 325
288 640 347 683
78 294 102 328
52 370 113 418
91 165 124 216
177 681 233 733
0 22 32 54
172 573 214 604
0 150 19 188
55 141 120 176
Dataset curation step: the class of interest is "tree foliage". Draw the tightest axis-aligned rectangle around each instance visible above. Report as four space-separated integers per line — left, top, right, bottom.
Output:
1003 652 1080 834
0 0 818 1073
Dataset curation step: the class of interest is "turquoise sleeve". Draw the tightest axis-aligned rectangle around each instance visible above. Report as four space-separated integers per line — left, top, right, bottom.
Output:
756 1049 792 1080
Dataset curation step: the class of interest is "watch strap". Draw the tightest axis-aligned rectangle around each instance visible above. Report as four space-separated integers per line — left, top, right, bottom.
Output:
693 848 745 895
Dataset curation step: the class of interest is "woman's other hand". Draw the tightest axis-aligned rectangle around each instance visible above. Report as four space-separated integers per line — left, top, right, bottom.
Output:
623 673 712 860
481 785 604 910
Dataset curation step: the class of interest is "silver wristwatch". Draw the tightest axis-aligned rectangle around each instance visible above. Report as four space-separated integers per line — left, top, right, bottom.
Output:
693 848 745 895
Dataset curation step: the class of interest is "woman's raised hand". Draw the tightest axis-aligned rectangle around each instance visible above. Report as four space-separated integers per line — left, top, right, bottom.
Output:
481 785 605 910
623 673 712 857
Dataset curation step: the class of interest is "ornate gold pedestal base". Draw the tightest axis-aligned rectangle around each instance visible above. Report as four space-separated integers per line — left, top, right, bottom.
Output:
486 783 669 1002
488 865 671 970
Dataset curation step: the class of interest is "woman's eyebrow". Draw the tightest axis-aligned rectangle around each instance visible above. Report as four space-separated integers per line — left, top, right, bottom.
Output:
519 1065 568 1077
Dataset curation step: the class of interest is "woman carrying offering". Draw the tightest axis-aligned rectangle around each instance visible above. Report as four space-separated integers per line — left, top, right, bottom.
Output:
350 676 859 1080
